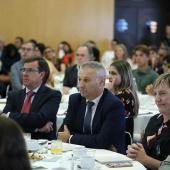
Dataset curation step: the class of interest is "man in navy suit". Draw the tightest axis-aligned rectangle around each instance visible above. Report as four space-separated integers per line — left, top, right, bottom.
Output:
58 61 125 154
1 56 61 140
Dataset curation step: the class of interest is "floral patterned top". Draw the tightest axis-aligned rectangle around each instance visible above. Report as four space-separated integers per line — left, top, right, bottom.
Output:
115 89 135 117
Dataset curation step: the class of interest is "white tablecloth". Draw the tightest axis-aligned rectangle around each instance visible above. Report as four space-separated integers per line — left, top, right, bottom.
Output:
31 143 146 170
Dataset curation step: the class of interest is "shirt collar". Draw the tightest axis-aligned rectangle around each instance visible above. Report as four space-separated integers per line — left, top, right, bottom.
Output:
86 92 103 106
137 67 151 74
26 85 41 94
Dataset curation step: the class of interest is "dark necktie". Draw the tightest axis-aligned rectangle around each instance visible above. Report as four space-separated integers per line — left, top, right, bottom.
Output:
84 101 95 134
21 91 35 113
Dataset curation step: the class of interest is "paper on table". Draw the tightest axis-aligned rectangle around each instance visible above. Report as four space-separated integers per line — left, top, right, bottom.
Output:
95 149 132 163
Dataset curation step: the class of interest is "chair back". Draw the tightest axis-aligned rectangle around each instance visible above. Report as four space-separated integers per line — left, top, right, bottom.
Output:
125 116 134 149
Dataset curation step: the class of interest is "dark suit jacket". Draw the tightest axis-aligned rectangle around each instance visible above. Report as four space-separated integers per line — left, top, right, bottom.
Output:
63 89 126 154
3 84 61 140
63 64 78 87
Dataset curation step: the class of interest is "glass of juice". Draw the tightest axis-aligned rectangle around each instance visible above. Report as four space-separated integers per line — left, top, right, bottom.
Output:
51 140 62 154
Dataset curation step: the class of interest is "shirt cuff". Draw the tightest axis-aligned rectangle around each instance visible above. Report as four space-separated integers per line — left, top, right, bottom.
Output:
6 112 10 118
68 135 73 143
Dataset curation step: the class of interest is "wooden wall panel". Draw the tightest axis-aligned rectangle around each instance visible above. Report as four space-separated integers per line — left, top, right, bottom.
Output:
0 0 114 57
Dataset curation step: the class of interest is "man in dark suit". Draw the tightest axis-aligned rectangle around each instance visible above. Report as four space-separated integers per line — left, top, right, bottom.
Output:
62 44 94 94
0 56 61 140
58 61 125 154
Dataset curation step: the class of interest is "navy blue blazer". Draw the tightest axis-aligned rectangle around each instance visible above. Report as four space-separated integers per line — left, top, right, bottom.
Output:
63 64 78 88
63 89 126 154
3 84 61 140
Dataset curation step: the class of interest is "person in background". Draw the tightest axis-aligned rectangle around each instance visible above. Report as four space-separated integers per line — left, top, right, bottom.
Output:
146 54 170 95
0 117 31 170
105 60 139 118
132 44 159 94
58 61 125 154
113 44 133 69
11 41 35 91
154 46 170 75
101 38 119 71
14 36 24 52
127 73 170 170
1 56 61 140
62 44 94 94
85 40 100 62
148 46 159 70
58 41 74 66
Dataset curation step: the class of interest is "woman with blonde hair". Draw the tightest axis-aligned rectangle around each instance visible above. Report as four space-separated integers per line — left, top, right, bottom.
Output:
113 44 133 69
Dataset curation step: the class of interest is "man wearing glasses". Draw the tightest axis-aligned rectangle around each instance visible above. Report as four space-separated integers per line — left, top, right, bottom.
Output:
1 56 61 140
11 41 35 91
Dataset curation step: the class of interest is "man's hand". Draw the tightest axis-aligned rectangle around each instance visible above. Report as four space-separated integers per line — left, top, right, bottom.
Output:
38 122 53 133
146 84 154 96
0 113 7 117
58 125 71 142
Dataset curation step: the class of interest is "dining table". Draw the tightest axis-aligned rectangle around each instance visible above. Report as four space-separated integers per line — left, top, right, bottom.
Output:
30 142 147 170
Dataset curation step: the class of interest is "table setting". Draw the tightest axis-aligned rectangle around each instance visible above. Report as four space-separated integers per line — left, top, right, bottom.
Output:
23 133 147 170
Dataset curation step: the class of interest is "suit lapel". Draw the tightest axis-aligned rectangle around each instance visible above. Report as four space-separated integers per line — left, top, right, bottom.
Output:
76 97 86 132
29 85 46 112
92 90 107 133
19 89 27 112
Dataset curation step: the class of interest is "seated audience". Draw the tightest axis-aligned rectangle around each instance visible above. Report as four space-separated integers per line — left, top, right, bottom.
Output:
101 39 119 71
1 56 61 140
132 44 159 94
10 41 35 91
62 44 94 94
0 43 20 84
146 54 170 95
0 117 31 170
127 73 170 170
14 36 24 52
58 61 125 154
105 60 139 117
113 44 133 69
85 40 100 62
58 41 74 66
155 46 170 75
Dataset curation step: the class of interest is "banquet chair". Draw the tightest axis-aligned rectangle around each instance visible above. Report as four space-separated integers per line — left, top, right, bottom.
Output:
125 116 134 149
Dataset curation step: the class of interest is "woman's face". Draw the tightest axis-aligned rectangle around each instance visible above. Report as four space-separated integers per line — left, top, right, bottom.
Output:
108 66 121 87
115 47 124 60
154 83 170 115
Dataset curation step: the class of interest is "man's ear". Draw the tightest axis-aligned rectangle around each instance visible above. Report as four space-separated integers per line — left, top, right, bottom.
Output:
100 77 105 86
40 71 45 80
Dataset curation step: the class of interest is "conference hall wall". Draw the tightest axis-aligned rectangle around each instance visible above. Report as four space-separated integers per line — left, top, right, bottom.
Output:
0 0 114 59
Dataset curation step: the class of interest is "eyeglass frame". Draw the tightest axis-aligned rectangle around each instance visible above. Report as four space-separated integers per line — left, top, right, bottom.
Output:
20 68 40 74
21 47 34 52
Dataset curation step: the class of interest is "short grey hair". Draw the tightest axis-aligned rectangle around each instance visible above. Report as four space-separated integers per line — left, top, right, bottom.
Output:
80 61 107 79
76 44 94 60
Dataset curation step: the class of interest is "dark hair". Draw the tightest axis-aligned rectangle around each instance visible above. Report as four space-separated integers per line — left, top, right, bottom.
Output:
24 56 50 84
134 44 149 56
16 37 24 44
29 39 37 46
163 54 170 63
36 43 46 55
60 41 73 53
5 43 18 57
0 117 31 170
112 38 119 44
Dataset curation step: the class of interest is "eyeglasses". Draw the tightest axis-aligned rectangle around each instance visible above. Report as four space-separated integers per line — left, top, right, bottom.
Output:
21 47 34 52
20 68 40 74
